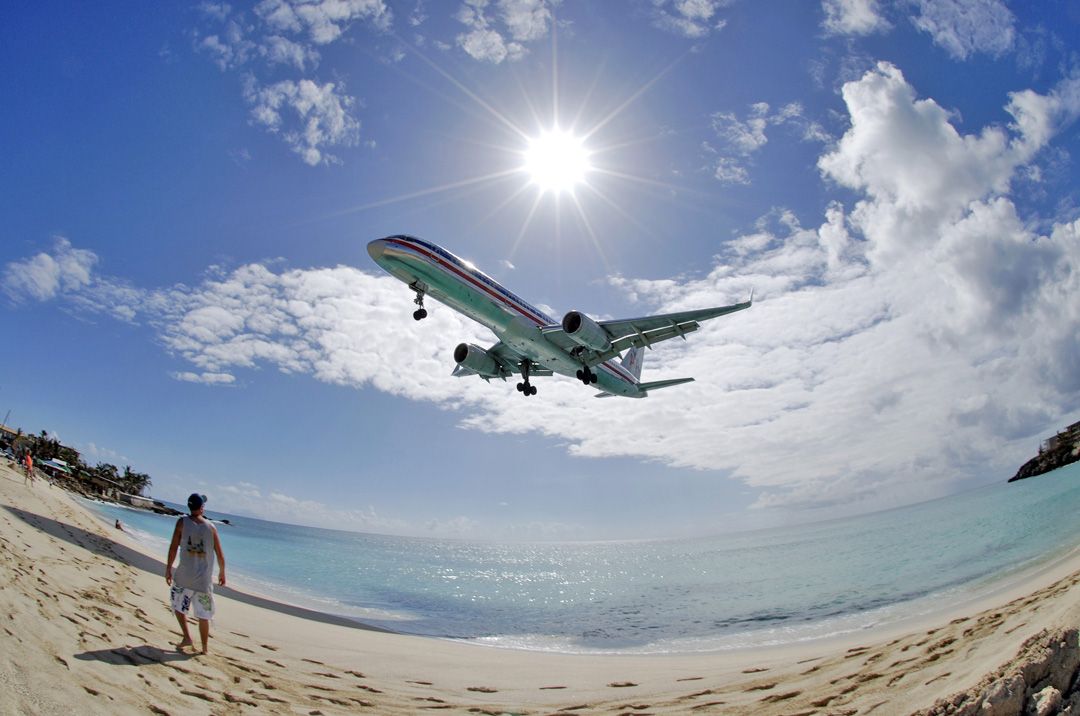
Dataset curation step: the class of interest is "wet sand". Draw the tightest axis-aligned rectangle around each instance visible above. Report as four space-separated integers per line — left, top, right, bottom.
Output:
1 461 1077 715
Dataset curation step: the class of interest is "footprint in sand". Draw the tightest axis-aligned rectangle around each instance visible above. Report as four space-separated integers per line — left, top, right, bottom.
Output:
924 672 951 686
608 681 638 688
759 690 800 703
691 701 726 710
467 686 498 693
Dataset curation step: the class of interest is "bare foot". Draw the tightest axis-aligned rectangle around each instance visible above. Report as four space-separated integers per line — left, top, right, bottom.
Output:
176 639 193 650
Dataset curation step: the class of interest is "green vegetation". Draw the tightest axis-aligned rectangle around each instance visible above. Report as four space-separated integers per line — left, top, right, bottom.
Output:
1 427 153 496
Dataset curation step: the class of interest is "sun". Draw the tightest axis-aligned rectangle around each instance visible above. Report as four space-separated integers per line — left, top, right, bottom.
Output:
523 127 591 195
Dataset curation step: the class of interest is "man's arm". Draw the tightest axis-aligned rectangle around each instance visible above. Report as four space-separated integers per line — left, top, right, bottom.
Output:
212 525 226 587
165 518 183 585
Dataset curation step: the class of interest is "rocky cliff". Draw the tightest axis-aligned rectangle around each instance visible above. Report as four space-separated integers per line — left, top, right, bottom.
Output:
1009 422 1080 483
915 627 1079 716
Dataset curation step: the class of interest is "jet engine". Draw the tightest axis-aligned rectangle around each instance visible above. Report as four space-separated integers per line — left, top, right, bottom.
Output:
454 343 502 378
561 311 612 352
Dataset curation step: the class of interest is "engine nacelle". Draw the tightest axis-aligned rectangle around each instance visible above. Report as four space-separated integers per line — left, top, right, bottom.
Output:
561 311 612 352
454 343 502 378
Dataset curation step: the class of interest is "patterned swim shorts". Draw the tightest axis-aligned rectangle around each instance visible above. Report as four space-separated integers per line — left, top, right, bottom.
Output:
170 585 215 620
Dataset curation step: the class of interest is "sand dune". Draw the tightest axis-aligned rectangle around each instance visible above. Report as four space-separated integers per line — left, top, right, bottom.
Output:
1 462 1077 715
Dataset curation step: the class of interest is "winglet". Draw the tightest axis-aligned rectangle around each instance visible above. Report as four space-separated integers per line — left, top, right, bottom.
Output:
748 287 754 304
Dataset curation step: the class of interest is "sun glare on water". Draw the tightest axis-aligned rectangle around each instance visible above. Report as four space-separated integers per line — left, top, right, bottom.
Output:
523 128 591 195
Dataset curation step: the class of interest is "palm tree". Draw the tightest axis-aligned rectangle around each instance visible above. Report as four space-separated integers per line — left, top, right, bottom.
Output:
121 466 152 496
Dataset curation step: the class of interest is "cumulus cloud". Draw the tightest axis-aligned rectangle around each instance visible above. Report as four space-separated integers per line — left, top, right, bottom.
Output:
908 0 1015 60
7 63 1080 520
194 0 390 164
243 77 360 165
2 237 97 303
454 0 552 64
706 102 822 185
650 0 731 39
821 0 889 36
255 0 392 43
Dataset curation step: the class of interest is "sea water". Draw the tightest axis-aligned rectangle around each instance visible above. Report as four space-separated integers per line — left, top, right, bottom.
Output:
79 463 1080 654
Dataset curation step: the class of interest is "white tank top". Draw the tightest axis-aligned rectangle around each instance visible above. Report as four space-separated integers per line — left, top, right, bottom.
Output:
173 516 216 592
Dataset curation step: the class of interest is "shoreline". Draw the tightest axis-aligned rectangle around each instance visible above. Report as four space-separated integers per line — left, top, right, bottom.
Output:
80 480 1080 659
2 462 1078 714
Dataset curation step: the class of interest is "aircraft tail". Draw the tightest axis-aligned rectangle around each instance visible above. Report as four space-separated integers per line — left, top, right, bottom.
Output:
621 346 645 381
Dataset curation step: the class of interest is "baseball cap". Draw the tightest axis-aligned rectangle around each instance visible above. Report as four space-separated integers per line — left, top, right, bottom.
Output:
187 493 208 511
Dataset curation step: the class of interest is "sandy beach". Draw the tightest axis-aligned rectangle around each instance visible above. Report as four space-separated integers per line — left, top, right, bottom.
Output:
1 462 1078 715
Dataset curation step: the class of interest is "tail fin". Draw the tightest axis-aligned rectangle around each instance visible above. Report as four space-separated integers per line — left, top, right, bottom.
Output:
621 346 645 381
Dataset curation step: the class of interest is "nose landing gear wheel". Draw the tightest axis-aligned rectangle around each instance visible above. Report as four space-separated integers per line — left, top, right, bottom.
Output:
410 282 427 320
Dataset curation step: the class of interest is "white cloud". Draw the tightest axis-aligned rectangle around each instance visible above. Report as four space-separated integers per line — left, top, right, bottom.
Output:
211 481 541 538
261 34 320 70
243 77 361 165
80 442 130 466
822 0 889 36
909 0 1015 60
194 0 389 165
172 371 238 385
650 0 730 38
2 237 97 303
255 0 392 44
454 0 552 63
706 101 821 186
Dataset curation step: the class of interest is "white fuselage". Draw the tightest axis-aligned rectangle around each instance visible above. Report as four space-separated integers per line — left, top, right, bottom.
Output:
368 235 643 396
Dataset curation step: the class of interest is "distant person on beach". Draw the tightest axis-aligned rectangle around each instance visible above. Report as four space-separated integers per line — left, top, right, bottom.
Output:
114 519 123 531
23 453 34 485
165 493 226 654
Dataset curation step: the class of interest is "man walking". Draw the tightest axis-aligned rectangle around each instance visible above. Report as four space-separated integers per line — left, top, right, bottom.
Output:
165 493 226 654
23 452 34 486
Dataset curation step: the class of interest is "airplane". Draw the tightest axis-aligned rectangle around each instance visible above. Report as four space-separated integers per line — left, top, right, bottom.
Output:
367 235 752 398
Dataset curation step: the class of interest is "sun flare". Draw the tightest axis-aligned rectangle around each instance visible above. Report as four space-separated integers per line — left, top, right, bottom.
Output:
523 128 591 195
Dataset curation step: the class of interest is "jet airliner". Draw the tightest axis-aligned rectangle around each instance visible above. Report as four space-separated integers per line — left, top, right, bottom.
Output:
368 235 751 398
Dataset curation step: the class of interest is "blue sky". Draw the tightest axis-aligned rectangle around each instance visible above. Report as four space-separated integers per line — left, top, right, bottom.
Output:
3 0 1079 540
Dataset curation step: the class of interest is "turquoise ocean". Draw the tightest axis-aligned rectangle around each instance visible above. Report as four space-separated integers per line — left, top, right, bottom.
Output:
80 464 1080 654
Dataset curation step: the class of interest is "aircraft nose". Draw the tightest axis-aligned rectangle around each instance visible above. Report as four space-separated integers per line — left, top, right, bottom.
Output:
367 238 387 262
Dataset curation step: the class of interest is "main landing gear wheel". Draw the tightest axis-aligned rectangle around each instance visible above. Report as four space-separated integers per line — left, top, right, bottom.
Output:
576 367 598 385
517 359 537 397
410 281 427 321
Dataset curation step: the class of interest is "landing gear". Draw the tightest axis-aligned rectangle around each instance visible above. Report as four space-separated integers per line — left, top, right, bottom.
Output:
516 359 538 397
410 282 428 321
576 367 598 385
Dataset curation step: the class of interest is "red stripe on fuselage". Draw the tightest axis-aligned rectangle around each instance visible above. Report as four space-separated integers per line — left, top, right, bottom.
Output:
387 238 636 385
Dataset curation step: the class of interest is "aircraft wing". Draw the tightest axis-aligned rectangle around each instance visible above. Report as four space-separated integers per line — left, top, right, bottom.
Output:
541 296 752 368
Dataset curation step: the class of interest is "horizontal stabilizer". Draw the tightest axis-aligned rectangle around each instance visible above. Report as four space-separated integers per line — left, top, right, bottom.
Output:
637 377 695 394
